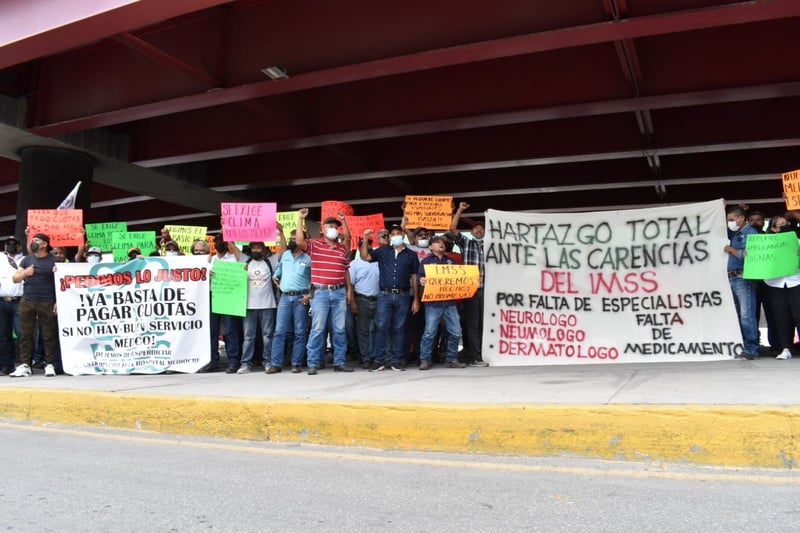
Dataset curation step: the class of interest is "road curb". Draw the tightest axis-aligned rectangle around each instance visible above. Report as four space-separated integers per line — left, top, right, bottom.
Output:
1 388 797 469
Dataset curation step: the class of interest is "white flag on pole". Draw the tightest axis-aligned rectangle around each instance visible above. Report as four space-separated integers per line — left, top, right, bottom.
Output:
57 181 82 210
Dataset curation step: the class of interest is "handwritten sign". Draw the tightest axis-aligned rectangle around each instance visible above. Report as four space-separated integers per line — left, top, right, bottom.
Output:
211 259 247 317
86 222 127 252
483 199 743 365
112 231 156 262
321 201 354 223
165 225 208 253
221 202 277 243
743 232 799 279
405 195 452 230
347 213 386 249
28 209 84 247
783 169 800 210
265 211 300 246
422 264 480 302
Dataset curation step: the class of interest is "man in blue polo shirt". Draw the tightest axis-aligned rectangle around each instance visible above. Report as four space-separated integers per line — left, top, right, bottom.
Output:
360 225 419 371
418 236 467 370
724 205 760 359
267 231 312 374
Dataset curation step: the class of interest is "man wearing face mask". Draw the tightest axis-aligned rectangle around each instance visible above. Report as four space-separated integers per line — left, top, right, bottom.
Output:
0 237 24 375
9 233 61 377
447 201 489 367
86 246 103 264
724 205 760 359
296 209 355 374
163 240 183 256
266 229 312 374
360 225 420 371
237 241 279 373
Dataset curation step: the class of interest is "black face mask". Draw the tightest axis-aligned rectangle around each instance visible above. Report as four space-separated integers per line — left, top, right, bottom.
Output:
250 251 264 261
780 225 795 233
30 242 40 253
128 251 138 259
287 242 298 252
5 243 17 254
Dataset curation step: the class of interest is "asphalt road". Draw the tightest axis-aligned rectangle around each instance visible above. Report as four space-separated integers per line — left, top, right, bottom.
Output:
1 421 798 533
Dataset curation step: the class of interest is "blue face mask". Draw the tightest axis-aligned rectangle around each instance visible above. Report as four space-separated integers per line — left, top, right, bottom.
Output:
473 236 484 242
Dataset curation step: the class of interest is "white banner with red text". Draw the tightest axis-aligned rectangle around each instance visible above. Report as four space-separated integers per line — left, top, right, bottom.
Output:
55 257 210 375
483 199 742 365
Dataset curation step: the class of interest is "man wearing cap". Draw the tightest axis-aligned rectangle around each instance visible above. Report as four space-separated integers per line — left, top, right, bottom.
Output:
238 241 279 373
296 208 355 374
447 201 489 367
9 233 61 377
360 225 420 371
85 246 103 264
163 240 183 256
0 237 24 374
127 247 143 261
418 236 466 370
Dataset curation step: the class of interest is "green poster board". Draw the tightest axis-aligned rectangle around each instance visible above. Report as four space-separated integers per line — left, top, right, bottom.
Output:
112 231 156 262
211 260 247 317
85 222 127 251
743 232 799 279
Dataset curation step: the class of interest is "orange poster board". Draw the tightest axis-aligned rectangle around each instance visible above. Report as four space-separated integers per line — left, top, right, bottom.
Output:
347 213 385 249
405 195 452 230
28 209 84 247
782 169 800 210
321 200 354 223
421 264 480 302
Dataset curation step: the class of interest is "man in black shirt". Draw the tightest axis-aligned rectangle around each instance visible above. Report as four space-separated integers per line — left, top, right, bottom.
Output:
9 233 60 377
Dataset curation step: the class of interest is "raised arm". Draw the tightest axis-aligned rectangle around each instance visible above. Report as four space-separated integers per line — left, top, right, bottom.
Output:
450 201 468 237
296 209 309 252
339 211 351 250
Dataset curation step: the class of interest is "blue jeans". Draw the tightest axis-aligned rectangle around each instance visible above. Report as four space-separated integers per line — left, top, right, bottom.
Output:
271 294 308 367
730 275 759 354
307 287 347 367
241 308 276 368
373 292 411 365
209 310 242 367
0 298 20 369
421 304 461 363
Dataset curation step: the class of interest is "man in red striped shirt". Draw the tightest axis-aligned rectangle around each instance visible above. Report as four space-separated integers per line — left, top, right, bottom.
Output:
296 208 355 374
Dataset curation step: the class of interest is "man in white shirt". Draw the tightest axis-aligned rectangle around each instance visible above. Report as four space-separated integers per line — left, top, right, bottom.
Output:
0 237 23 375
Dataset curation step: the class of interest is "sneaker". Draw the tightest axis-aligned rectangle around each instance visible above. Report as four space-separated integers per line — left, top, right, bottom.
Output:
236 365 252 374
419 360 432 371
9 364 31 377
445 360 466 368
265 365 282 374
333 365 354 372
468 360 489 367
777 349 793 360
369 360 386 371
390 362 405 372
225 366 239 374
44 364 56 377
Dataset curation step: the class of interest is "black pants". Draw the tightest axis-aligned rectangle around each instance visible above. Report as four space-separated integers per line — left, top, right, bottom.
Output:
19 298 58 366
764 284 800 350
462 288 484 361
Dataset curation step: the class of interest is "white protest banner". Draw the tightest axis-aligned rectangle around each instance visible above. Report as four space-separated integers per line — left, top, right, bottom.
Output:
55 256 211 375
483 199 742 365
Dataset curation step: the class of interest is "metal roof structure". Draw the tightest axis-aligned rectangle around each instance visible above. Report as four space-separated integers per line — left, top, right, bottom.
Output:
1 0 798 233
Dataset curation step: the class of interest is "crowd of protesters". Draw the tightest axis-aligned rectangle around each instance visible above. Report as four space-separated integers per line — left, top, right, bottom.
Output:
0 202 487 377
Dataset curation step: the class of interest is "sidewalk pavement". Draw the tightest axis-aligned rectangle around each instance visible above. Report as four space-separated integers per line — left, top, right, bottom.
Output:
1 358 798 469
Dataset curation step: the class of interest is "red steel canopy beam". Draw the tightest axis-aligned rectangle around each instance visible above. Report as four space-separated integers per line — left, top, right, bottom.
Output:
0 0 232 71
134 81 800 167
28 0 800 137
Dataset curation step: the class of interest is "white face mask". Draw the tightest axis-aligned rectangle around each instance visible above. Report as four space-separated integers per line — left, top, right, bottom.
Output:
325 227 339 240
87 255 100 264
727 220 740 232
166 251 179 256
390 235 404 247
416 239 429 248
